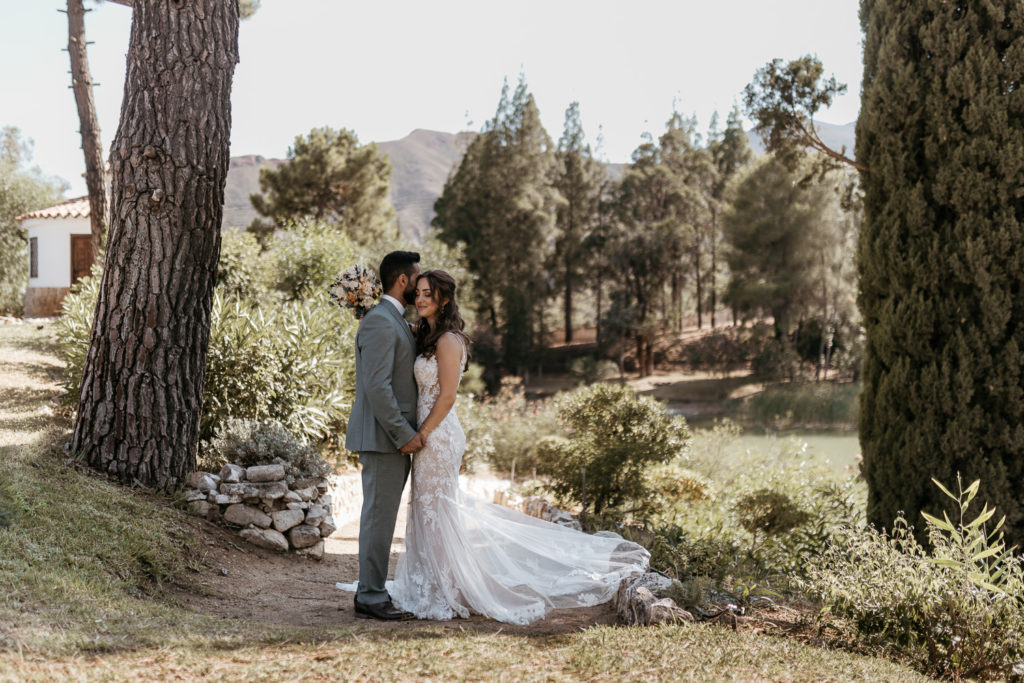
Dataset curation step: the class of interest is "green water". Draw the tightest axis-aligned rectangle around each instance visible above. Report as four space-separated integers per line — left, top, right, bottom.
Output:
729 430 862 478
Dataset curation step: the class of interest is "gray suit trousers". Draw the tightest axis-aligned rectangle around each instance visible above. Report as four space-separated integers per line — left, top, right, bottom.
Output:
356 450 411 604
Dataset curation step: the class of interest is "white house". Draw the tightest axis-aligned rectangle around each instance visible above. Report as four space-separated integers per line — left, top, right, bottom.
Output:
15 196 94 317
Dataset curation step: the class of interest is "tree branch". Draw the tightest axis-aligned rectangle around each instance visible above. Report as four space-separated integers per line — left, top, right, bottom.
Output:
796 118 869 174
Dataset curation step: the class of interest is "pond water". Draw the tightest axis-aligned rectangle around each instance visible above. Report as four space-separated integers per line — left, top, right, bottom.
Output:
724 430 862 479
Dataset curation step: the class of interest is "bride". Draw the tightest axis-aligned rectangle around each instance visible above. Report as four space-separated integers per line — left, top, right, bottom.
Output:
386 269 649 625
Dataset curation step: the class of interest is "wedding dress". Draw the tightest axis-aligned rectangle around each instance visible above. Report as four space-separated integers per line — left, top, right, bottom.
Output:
384 342 650 625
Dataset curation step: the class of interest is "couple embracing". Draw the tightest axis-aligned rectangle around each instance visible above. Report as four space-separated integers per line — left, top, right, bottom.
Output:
342 251 649 625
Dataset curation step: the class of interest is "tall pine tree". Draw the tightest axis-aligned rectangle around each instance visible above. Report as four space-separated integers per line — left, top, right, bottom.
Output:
434 77 561 372
858 1 1024 542
554 102 603 343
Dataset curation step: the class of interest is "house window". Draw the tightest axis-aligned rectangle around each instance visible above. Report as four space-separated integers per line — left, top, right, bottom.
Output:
29 237 38 278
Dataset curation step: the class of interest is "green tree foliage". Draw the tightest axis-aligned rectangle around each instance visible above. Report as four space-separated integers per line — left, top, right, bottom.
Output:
249 126 397 247
707 107 754 326
433 77 562 371
553 102 603 342
857 2 1024 544
540 383 690 514
606 113 715 374
722 156 832 339
743 55 863 174
0 127 67 314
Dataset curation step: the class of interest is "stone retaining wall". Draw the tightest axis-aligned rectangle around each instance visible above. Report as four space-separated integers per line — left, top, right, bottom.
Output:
182 463 336 560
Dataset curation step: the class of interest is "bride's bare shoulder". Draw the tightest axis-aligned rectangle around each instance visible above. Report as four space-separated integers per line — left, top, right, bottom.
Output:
437 332 465 354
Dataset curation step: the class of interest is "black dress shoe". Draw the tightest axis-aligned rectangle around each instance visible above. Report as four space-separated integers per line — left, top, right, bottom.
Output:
353 597 414 621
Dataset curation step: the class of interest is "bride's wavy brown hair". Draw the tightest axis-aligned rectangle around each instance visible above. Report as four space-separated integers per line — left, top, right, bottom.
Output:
415 270 471 367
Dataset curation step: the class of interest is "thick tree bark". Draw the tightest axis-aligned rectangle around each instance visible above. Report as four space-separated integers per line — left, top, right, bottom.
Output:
71 0 239 489
709 207 717 328
563 255 573 343
66 0 107 258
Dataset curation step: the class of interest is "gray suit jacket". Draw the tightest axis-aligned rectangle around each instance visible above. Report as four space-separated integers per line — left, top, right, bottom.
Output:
344 301 419 454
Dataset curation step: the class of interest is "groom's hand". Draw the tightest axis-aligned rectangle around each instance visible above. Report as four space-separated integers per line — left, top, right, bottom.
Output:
399 433 425 454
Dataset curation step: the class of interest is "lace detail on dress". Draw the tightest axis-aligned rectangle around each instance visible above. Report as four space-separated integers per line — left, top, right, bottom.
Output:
389 337 649 625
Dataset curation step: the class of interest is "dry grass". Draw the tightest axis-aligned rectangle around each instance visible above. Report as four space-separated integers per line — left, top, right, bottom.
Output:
0 323 927 682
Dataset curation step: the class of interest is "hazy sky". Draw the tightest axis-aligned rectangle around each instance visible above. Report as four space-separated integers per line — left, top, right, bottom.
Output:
1 0 864 196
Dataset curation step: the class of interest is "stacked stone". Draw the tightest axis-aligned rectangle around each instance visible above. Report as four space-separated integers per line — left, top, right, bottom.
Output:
182 463 337 560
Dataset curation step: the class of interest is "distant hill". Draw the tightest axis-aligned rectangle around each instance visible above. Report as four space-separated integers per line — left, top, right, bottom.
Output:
223 122 856 240
222 130 474 240
746 120 856 159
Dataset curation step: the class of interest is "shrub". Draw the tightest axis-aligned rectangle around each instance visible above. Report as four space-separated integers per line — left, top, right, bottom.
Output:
216 229 264 300
55 262 103 401
203 418 331 483
202 292 357 448
544 383 690 514
267 220 358 301
805 477 1024 681
568 355 618 385
743 381 860 429
57 269 358 455
453 393 494 474
480 376 561 478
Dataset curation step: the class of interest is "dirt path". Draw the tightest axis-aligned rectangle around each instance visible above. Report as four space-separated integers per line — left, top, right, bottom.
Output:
2 321 617 635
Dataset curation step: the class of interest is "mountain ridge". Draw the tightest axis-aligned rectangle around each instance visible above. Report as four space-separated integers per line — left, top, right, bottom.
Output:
224 122 856 240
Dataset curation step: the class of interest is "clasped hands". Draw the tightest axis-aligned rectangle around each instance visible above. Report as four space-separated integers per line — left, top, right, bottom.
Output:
400 431 428 454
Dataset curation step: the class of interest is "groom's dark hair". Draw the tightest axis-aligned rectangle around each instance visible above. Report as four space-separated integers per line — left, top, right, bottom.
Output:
379 251 421 290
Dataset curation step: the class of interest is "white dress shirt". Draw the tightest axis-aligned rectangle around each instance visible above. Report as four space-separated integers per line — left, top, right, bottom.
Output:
381 294 406 314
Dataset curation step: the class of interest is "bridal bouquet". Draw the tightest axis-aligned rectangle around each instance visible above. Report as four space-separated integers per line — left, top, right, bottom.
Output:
328 265 381 319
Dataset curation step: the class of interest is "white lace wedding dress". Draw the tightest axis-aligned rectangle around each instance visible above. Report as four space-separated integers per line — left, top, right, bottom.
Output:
385 343 650 625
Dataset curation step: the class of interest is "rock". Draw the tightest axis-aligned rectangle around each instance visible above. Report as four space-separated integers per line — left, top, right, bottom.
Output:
615 574 694 626
294 486 318 502
221 481 287 504
549 509 582 531
286 501 309 511
283 490 302 503
631 571 676 594
246 464 286 483
223 504 271 529
182 488 207 502
239 527 289 552
213 493 242 506
318 493 333 507
319 516 337 538
219 464 245 483
288 524 321 549
293 477 319 490
522 496 551 519
186 472 219 492
594 530 624 540
188 500 211 517
271 509 305 533
316 481 329 492
296 539 325 560
305 504 327 528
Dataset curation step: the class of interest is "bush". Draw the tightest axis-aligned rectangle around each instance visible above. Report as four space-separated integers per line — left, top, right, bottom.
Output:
202 292 357 448
203 418 331 483
568 355 618 385
57 269 358 456
544 383 690 514
267 220 358 300
743 381 860 429
480 376 561 478
453 393 494 474
216 229 264 300
805 477 1024 681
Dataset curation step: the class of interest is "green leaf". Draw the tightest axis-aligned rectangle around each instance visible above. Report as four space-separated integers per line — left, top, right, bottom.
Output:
971 545 1002 563
921 511 955 533
964 479 980 504
932 477 957 502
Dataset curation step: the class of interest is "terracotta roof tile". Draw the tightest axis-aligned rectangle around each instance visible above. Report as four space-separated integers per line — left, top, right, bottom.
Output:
15 196 91 221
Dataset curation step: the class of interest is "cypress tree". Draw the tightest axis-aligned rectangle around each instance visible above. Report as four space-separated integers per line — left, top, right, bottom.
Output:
857 1 1024 542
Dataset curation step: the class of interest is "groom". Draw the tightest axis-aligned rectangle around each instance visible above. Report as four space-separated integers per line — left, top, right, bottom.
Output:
345 250 423 620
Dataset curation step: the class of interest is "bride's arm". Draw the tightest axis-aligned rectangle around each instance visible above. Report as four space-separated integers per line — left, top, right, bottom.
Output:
417 333 462 441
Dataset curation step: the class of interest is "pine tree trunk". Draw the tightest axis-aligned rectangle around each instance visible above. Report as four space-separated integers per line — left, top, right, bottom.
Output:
710 207 717 328
594 273 602 348
563 261 573 344
695 250 703 329
66 0 107 258
71 0 239 490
